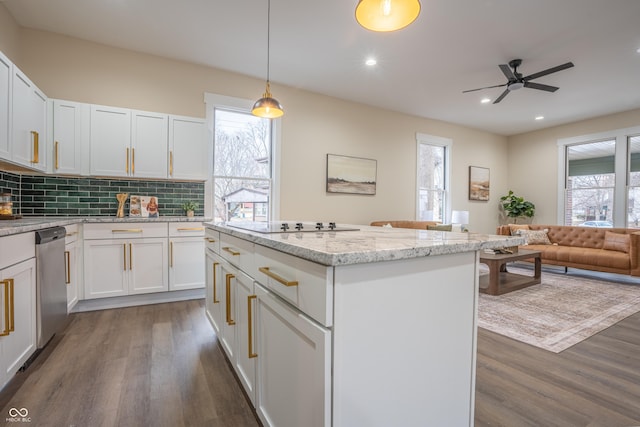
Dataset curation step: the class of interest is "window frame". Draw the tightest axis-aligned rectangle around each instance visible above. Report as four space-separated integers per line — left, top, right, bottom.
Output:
557 125 640 227
204 93 281 221
415 132 452 222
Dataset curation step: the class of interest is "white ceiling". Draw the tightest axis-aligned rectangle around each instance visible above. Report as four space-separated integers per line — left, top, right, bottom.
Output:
3 0 640 136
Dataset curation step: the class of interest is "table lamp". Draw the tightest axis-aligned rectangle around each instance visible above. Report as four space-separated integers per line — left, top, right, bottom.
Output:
451 210 469 232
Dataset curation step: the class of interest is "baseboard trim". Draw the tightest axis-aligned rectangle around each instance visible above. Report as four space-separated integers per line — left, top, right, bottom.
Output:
72 288 205 312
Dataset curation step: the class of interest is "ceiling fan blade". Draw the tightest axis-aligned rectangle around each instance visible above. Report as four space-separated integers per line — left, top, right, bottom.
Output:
493 89 510 104
523 62 574 81
499 64 516 80
462 83 506 93
524 81 559 92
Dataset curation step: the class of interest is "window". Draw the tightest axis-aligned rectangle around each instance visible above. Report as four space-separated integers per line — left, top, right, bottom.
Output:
204 91 281 223
558 126 640 228
564 140 615 226
416 133 451 222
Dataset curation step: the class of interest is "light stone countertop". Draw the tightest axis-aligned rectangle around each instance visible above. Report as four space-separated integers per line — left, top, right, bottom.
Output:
0 216 211 237
206 222 524 266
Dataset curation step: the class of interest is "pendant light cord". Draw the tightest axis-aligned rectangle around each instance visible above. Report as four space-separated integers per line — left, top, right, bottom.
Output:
266 0 271 84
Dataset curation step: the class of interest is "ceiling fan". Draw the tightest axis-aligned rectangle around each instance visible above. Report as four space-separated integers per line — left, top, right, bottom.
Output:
462 59 574 104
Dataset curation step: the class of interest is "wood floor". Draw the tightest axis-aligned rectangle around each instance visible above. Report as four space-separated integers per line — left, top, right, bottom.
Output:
0 300 260 427
2 299 639 426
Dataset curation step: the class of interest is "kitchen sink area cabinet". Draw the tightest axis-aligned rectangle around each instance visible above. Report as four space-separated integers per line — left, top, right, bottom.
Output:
205 249 224 334
0 51 11 160
12 65 47 172
83 223 168 299
50 99 88 176
0 232 37 390
168 223 205 291
168 115 208 180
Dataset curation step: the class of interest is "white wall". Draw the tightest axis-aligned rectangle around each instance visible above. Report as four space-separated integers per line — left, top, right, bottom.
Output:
4 17 511 233
507 108 640 225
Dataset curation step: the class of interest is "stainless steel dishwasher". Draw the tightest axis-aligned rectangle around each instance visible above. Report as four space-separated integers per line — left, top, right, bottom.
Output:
35 227 68 348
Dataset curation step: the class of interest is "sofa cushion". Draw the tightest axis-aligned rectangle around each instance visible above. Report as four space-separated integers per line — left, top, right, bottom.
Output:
603 231 631 253
518 229 552 245
508 223 530 236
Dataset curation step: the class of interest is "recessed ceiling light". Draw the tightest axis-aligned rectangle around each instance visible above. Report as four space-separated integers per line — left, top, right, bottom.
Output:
365 58 377 66
480 98 491 104
535 116 544 121
637 47 640 54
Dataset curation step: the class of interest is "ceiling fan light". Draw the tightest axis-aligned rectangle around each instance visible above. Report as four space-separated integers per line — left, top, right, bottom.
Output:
252 82 284 119
355 0 421 32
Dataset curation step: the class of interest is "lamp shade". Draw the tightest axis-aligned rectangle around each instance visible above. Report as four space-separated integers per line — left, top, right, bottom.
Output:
451 210 469 225
252 82 284 119
355 0 421 32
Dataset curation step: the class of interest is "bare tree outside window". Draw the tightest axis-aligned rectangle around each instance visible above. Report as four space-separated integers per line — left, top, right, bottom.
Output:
418 143 445 222
213 109 272 222
565 140 615 226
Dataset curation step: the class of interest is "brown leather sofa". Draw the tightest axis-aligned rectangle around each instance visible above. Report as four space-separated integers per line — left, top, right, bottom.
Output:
496 224 640 276
370 220 441 229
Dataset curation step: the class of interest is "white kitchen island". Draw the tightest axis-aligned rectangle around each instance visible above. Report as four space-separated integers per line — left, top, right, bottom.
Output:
204 222 522 427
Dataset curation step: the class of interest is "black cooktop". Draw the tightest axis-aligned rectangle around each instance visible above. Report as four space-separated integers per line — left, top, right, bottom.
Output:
226 221 359 234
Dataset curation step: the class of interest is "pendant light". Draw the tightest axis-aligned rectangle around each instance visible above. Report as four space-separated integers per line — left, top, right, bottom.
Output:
355 0 421 32
252 0 284 118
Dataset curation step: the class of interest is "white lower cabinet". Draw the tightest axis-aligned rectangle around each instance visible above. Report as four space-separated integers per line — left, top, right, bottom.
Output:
254 283 331 427
207 231 331 426
0 233 37 390
64 224 80 311
169 223 205 291
205 249 224 334
83 224 169 299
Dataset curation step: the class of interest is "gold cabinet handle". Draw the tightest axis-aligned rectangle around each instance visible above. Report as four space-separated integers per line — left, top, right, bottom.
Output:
131 148 135 175
225 273 235 325
204 238 216 243
169 151 174 176
64 250 71 284
258 267 299 287
248 295 257 359
170 241 174 268
212 262 219 304
66 231 78 237
222 247 240 256
112 229 143 233
8 279 13 333
0 280 9 337
177 227 204 231
126 148 129 174
55 140 60 169
129 243 133 270
123 244 127 271
31 131 39 163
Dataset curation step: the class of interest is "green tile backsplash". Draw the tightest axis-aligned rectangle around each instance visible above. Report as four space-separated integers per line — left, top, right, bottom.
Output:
1 171 204 217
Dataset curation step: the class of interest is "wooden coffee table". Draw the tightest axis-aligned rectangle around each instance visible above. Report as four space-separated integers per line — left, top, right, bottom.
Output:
479 249 541 295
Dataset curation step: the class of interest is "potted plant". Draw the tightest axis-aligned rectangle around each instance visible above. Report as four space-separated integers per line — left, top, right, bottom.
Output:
499 190 535 223
181 201 199 217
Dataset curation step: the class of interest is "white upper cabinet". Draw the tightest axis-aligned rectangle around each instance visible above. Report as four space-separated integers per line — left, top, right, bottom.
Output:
131 110 168 179
12 66 47 172
169 115 208 180
51 99 88 175
0 51 11 160
89 105 131 177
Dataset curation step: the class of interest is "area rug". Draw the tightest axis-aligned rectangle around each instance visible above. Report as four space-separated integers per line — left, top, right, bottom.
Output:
477 268 640 353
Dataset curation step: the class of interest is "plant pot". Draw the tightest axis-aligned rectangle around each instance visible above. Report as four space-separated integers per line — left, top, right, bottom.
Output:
186 210 194 217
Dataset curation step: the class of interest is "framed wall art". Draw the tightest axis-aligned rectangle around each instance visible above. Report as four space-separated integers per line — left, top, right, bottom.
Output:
326 154 377 195
469 166 490 201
